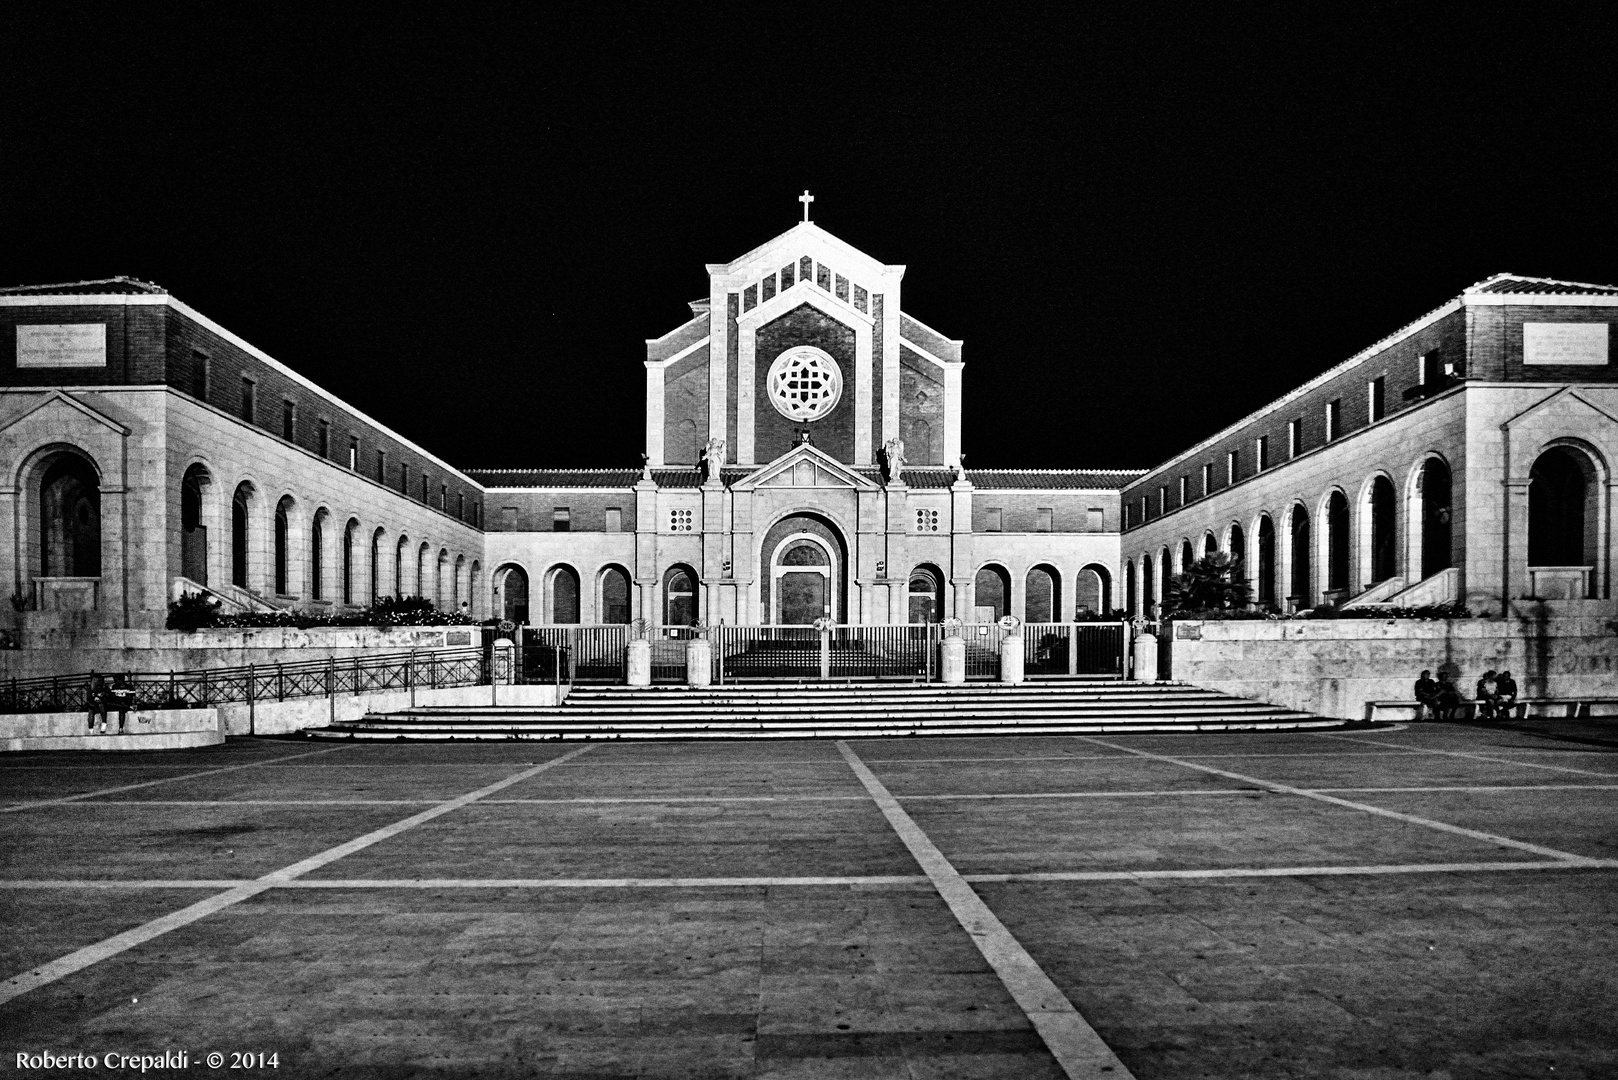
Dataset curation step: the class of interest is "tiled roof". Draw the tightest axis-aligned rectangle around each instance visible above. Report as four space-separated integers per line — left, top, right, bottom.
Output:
465 469 640 488
1467 273 1618 296
652 469 703 488
901 469 957 488
0 276 168 295
966 469 1145 489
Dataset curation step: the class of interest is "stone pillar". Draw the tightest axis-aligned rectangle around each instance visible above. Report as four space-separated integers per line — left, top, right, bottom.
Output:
940 636 966 684
686 638 712 687
1133 632 1159 683
999 632 1024 684
626 639 651 686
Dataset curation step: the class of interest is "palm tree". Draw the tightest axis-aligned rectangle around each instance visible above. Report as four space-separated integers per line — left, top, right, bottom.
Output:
1164 553 1251 616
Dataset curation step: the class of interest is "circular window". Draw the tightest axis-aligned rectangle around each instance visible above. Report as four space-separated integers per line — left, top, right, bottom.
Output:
767 346 843 421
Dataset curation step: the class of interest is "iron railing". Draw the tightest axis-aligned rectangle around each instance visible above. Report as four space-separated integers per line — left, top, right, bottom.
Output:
0 648 487 714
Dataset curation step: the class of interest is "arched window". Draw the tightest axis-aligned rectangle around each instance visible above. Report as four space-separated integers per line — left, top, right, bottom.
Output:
395 535 409 597
973 565 1010 622
417 542 430 599
1369 477 1396 583
370 528 385 604
664 564 697 626
1025 564 1060 623
309 509 327 601
1256 515 1275 608
1419 458 1452 578
908 564 944 623
232 483 253 589
1142 553 1155 614
38 452 101 577
343 520 359 605
1530 446 1597 577
1326 490 1349 592
1124 560 1137 617
1075 564 1109 616
1203 532 1217 559
180 464 210 585
437 549 450 610
1228 523 1246 571
495 564 529 623
1289 503 1311 606
469 560 482 617
600 565 632 624
1180 539 1195 574
274 495 296 596
454 554 466 611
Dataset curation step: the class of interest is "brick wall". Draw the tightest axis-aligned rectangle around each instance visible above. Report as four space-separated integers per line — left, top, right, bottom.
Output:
753 304 856 462
482 491 639 533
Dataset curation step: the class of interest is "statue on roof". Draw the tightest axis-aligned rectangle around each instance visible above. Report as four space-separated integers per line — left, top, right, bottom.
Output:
881 437 906 485
700 437 727 481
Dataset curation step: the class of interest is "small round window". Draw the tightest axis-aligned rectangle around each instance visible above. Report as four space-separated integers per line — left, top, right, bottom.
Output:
767 346 843 421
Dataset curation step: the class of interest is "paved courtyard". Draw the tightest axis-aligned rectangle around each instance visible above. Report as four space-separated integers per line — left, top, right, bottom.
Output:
2 721 1617 1078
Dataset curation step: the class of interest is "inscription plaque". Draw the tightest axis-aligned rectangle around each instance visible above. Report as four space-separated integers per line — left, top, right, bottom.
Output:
1523 322 1608 366
16 324 107 368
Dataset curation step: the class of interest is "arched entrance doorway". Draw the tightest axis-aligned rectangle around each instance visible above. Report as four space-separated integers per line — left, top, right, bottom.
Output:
1256 515 1275 609
495 564 529 624
1288 503 1311 608
973 564 1010 622
1025 564 1060 623
1369 476 1396 584
908 564 944 623
1418 457 1452 579
664 564 698 626
180 464 210 584
1529 445 1599 598
773 537 834 625
38 452 101 578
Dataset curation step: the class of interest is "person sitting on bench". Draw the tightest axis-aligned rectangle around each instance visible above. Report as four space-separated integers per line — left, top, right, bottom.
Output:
1475 670 1500 720
1495 670 1519 717
1435 673 1463 720
1414 669 1440 720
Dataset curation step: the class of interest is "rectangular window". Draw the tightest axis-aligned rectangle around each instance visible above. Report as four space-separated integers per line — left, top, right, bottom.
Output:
500 507 518 529
1201 462 1213 495
915 508 940 533
240 378 255 423
1421 350 1443 386
1036 507 1053 533
1370 376 1386 421
985 508 1002 532
1158 486 1167 516
1178 476 1188 505
472 502 481 527
191 351 208 401
605 507 622 532
1326 398 1342 441
1087 508 1106 532
420 475 429 502
553 507 571 532
281 400 295 442
440 484 448 510
375 449 385 483
458 493 465 519
400 463 409 494
349 436 359 470
1288 419 1301 458
1227 449 1238 484
1257 435 1269 471
317 420 330 458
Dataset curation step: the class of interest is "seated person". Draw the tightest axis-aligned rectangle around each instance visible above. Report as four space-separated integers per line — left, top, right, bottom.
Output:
1495 670 1519 717
1435 673 1463 720
1475 670 1499 720
1413 669 1440 720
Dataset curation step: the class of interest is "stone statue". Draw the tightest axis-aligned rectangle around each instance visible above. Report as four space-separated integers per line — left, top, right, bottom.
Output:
700 437 726 481
881 437 906 484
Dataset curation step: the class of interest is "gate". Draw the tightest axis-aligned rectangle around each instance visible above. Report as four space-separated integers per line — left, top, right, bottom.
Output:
1024 623 1127 676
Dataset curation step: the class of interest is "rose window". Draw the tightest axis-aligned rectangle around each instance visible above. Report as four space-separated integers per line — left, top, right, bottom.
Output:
767 347 843 421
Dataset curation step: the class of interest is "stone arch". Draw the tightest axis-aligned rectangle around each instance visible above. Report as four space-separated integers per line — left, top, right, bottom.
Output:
543 562 579 624
231 481 257 590
493 562 529 624
454 554 467 613
1286 501 1311 607
973 563 1011 622
1358 472 1398 587
342 519 360 606
416 541 431 600
1024 563 1061 623
756 508 850 623
1254 513 1276 609
395 534 410 597
664 563 699 627
1124 559 1137 617
1405 453 1452 581
1202 531 1217 560
1141 552 1156 616
907 563 945 623
32 447 102 580
1075 563 1110 616
179 462 213 586
469 560 482 618
1319 488 1350 596
1529 441 1604 598
599 564 632 624
433 548 448 610
369 526 386 604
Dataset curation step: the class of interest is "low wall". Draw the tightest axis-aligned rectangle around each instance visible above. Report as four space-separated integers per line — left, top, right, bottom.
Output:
223 682 566 736
1167 616 1618 721
0 625 480 680
2 708 222 752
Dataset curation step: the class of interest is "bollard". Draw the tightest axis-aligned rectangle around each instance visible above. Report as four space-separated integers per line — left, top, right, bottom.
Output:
999 633 1024 685
686 639 712 687
940 637 966 685
626 639 651 687
1133 632 1159 683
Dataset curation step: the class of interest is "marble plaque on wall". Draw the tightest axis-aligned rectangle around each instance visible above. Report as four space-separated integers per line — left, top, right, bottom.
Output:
1523 322 1608 366
17 323 107 368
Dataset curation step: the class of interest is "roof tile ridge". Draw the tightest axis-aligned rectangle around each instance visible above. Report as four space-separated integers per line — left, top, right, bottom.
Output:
1469 272 1618 293
0 275 167 294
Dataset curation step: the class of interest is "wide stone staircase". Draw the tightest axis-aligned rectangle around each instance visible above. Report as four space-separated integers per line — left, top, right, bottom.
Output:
304 678 1336 741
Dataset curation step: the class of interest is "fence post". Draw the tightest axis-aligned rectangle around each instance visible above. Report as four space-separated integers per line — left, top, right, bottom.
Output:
201 668 209 707
278 664 285 702
52 676 60 710
409 649 416 708
1068 625 1078 676
247 663 255 736
328 657 336 723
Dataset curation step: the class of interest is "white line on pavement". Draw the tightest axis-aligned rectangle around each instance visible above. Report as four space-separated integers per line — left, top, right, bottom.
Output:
0 746 355 813
837 740 1135 1080
0 745 597 1007
1080 737 1602 864
1311 730 1618 777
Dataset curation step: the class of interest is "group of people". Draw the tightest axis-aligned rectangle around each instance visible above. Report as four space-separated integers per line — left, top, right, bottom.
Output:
85 673 139 734
1413 668 1519 721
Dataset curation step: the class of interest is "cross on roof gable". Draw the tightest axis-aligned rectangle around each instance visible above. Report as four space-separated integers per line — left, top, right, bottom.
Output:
707 221 905 285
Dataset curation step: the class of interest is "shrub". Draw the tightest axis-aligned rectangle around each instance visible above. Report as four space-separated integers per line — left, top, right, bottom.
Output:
1164 554 1251 617
166 592 221 631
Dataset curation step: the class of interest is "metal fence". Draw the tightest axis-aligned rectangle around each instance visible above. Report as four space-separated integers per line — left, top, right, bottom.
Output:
1023 622 1128 676
0 648 488 714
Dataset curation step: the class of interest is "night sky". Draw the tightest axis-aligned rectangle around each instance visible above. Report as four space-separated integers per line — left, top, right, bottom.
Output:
6 11 1617 474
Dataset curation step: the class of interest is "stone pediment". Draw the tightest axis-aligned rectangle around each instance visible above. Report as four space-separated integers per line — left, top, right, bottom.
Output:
730 443 881 492
0 390 130 438
1501 386 1618 432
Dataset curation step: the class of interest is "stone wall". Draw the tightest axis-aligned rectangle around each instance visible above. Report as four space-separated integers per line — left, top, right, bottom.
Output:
0 624 479 680
1166 613 1618 720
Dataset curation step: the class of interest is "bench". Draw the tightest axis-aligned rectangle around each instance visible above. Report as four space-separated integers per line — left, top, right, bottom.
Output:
1366 699 1618 722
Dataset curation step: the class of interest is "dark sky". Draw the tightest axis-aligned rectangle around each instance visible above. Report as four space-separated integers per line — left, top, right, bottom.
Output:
5 10 1617 473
